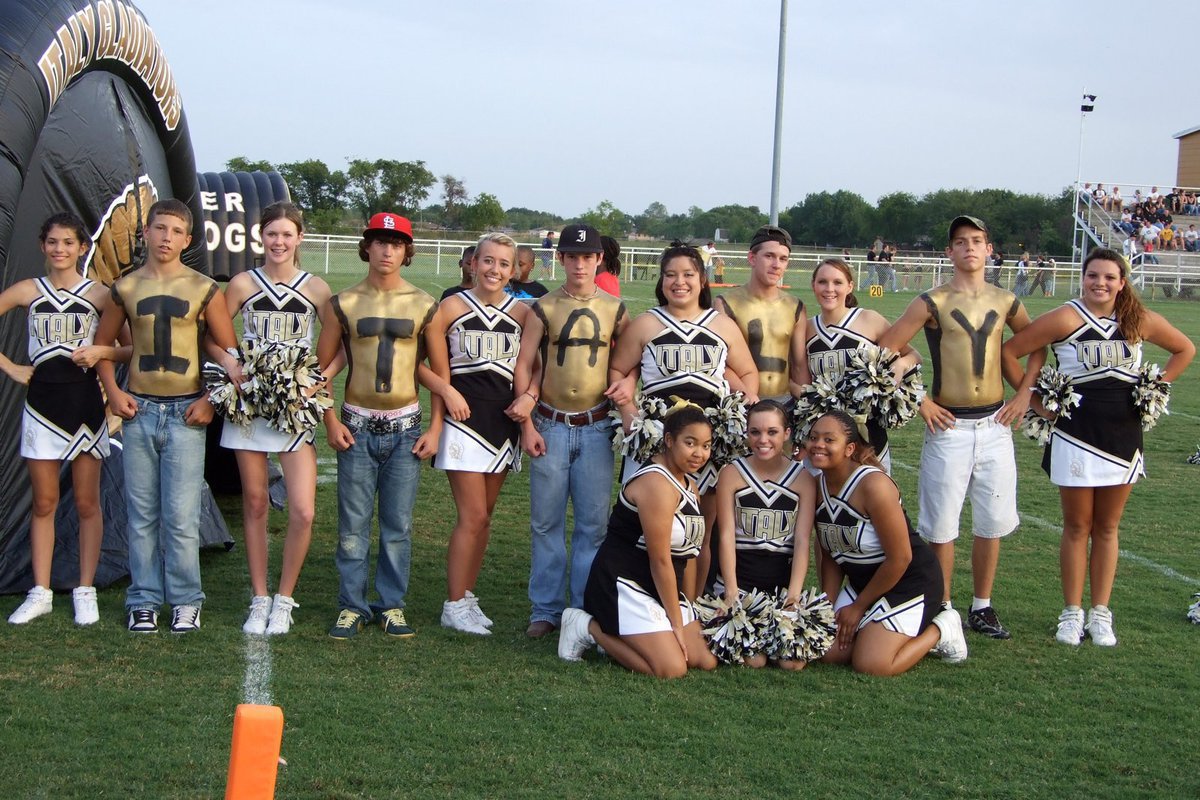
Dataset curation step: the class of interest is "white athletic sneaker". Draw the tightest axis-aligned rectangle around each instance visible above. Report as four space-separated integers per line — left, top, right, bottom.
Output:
170 605 202 634
242 595 272 635
72 586 99 626
8 585 53 624
1055 607 1085 646
266 594 299 635
464 590 493 628
441 597 491 635
557 608 596 662
931 607 968 663
1086 606 1117 647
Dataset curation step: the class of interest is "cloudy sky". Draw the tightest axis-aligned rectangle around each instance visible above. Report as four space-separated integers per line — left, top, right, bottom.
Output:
137 0 1195 218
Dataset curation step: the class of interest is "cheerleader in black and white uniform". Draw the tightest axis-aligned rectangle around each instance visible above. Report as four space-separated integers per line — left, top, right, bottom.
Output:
558 404 719 677
1003 247 1193 647
0 213 126 626
427 233 530 634
798 258 920 472
220 202 336 635
810 410 967 675
607 241 759 596
715 400 815 669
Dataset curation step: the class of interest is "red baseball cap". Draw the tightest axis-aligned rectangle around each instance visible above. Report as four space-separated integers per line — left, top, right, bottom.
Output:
363 212 413 241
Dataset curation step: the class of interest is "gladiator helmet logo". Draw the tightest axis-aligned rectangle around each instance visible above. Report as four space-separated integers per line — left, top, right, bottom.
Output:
84 176 158 286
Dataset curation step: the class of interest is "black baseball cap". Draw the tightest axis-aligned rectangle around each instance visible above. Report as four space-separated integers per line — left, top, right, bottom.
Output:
557 224 603 253
749 225 792 251
948 215 988 241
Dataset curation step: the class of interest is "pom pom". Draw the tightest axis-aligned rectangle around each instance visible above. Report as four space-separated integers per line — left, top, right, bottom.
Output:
1132 363 1170 432
1020 367 1082 446
791 373 843 445
763 587 836 663
695 589 773 664
202 361 256 427
1188 593 1200 625
611 395 669 460
705 388 749 467
837 345 925 430
1186 446 1200 466
1031 365 1082 419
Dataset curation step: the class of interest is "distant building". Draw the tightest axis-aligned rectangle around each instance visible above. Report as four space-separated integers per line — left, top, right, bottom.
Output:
1174 125 1200 187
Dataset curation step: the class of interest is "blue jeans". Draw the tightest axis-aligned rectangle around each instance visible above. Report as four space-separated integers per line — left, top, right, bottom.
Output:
123 396 207 610
528 414 615 624
335 423 421 617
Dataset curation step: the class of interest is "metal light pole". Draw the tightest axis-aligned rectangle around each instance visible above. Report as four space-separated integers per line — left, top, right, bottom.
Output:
769 0 788 226
1073 91 1096 266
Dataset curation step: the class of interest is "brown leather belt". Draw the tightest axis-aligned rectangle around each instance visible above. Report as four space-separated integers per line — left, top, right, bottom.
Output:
535 401 609 427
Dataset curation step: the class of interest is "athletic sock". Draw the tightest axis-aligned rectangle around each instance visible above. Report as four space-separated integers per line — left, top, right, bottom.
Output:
971 597 991 612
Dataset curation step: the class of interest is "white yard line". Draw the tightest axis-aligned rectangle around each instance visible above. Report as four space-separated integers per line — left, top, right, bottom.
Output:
890 459 1200 587
242 636 273 706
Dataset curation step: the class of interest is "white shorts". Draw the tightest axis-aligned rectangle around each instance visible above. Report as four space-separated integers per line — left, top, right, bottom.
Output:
615 577 697 636
917 414 1018 543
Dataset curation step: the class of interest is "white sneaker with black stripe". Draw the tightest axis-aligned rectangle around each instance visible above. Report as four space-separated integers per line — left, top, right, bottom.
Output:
170 605 201 634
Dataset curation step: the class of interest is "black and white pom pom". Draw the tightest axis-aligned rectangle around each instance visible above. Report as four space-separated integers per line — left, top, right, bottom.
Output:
706 389 749 467
1188 593 1200 625
250 342 331 434
612 395 670 461
1020 409 1055 446
1132 363 1170 432
696 589 773 664
202 361 256 427
1186 446 1200 466
764 588 836 663
792 373 844 445
1032 366 1082 418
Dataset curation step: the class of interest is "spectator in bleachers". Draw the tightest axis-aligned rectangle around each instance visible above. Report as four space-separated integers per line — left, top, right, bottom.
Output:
1117 208 1136 236
1149 186 1161 203
1092 184 1107 207
1185 224 1199 252
1133 188 1144 206
1183 191 1199 215
1167 188 1182 214
1107 186 1123 213
1160 225 1176 251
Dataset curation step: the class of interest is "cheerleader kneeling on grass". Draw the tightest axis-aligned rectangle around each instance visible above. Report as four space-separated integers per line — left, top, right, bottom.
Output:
708 400 822 669
558 403 719 678
811 410 967 676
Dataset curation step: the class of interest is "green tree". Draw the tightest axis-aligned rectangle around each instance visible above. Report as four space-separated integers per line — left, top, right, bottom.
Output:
633 201 670 238
579 200 632 237
277 159 347 213
441 174 467 228
226 156 274 173
874 192 918 244
781 190 873 247
460 192 505 231
690 204 768 243
504 207 564 232
345 158 435 221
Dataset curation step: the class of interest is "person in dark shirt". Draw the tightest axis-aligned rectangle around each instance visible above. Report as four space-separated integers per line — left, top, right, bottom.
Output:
506 245 549 300
440 245 476 301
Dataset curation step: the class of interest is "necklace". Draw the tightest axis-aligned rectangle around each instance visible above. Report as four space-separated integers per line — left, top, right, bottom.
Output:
562 285 598 302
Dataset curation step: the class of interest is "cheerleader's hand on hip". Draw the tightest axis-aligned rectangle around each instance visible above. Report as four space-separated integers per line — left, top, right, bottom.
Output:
834 603 864 651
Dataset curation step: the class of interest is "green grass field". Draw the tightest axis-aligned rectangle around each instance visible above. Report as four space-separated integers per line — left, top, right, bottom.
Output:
2 252 1199 799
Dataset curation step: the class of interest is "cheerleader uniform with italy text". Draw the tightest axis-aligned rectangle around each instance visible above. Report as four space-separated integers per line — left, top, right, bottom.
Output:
624 307 729 491
584 464 706 635
1042 299 1143 486
725 457 807 593
816 465 940 636
21 276 109 461
220 267 318 453
806 307 890 468
434 291 522 473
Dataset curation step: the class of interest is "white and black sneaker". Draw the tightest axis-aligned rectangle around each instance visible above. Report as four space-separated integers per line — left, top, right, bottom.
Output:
169 605 201 634
127 608 158 633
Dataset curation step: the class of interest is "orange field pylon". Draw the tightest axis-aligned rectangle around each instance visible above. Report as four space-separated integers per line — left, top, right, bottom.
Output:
225 704 284 800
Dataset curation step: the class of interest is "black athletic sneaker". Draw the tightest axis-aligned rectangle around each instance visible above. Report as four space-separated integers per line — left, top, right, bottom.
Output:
967 606 1011 639
127 608 158 634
